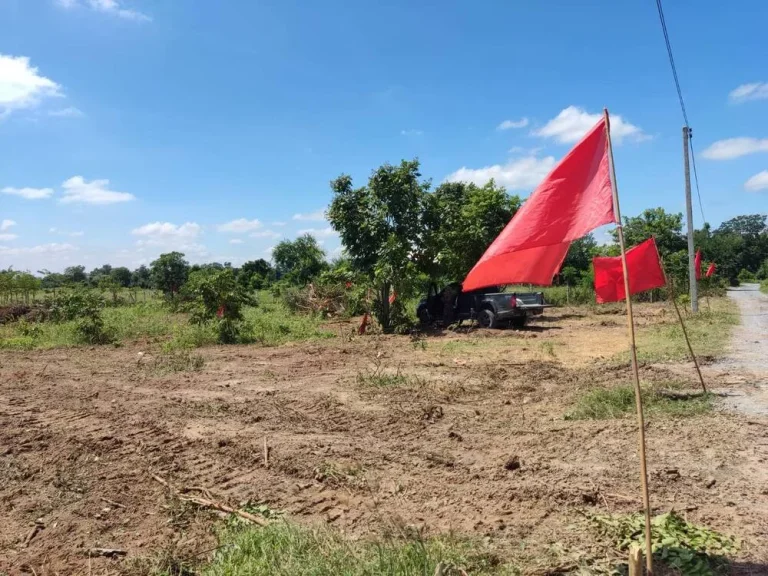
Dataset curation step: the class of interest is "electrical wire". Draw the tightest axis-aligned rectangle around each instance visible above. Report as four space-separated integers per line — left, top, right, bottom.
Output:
654 0 707 224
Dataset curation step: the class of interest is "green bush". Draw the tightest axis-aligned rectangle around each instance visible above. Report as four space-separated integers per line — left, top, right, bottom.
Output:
737 269 757 284
185 269 255 344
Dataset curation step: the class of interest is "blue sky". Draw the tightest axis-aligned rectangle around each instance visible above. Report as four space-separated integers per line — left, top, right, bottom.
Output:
1 0 767 273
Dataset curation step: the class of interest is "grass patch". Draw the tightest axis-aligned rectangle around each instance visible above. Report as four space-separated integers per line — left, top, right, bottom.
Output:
356 361 427 389
148 350 205 374
618 299 739 363
590 511 739 576
760 280 767 295
566 384 713 420
199 521 516 576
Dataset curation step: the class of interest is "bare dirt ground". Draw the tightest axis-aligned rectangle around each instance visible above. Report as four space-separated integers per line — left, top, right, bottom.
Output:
1 305 767 575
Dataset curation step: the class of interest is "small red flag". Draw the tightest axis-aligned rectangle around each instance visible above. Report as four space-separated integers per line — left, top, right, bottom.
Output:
216 305 225 318
705 262 716 278
695 249 702 280
593 238 666 304
388 292 397 304
358 312 369 335
463 117 614 290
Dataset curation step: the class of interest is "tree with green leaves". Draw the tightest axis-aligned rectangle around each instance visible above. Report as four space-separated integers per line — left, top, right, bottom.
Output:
328 159 430 333
239 259 275 290
150 252 190 296
186 268 254 343
420 180 520 281
272 235 327 286
111 266 132 288
63 265 87 285
131 265 152 288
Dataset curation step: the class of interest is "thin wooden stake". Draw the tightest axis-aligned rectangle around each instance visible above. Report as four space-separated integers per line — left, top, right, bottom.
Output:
263 437 269 468
668 282 707 393
628 544 642 576
605 108 654 576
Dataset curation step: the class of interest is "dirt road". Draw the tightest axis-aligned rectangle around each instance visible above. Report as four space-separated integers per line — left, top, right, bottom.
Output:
721 284 768 416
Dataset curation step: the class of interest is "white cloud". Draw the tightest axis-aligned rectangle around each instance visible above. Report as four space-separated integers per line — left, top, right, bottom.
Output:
701 137 768 160
57 0 151 21
132 221 201 239
0 242 76 256
534 106 646 144
0 233 18 241
0 54 61 117
292 209 326 222
497 118 529 130
217 218 261 233
229 238 244 245
271 221 287 226
249 230 281 239
1 219 16 231
49 106 84 117
69 231 85 237
400 129 424 136
60 176 135 204
745 170 768 192
2 186 54 200
132 221 206 256
444 155 557 190
729 82 768 103
298 226 337 239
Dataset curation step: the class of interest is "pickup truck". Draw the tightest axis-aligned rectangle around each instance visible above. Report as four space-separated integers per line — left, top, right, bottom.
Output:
416 283 549 329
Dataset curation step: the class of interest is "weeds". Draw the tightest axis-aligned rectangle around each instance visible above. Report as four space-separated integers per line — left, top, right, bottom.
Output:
356 360 426 389
313 461 366 489
566 384 713 420
149 350 205 374
589 511 739 576
200 521 516 576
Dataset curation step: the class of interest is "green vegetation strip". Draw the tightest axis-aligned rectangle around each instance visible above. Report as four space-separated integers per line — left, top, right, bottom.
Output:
590 511 739 576
194 521 516 576
566 385 713 420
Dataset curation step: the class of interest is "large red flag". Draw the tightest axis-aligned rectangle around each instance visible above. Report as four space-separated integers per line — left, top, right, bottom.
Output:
463 118 614 290
694 249 702 280
593 238 666 303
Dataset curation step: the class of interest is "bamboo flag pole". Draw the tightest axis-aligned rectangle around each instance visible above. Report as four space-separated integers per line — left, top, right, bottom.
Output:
604 108 654 575
664 272 707 393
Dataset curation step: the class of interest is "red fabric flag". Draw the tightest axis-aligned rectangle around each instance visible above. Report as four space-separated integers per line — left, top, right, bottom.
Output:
388 292 397 304
705 262 716 278
463 118 614 291
695 249 702 280
593 238 666 303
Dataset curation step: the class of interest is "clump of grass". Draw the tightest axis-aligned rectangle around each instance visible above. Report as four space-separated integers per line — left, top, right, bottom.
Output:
356 361 426 389
149 350 205 374
313 461 366 489
631 300 739 363
589 511 739 576
566 384 713 420
200 521 515 576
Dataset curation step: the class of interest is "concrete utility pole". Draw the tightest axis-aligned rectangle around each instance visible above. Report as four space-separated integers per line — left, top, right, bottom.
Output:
683 126 698 313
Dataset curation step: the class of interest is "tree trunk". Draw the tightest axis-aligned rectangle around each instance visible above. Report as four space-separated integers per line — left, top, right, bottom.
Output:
377 282 392 334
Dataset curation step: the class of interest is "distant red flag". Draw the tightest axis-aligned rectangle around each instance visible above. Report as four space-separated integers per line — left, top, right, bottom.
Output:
705 262 716 278
593 238 666 304
388 292 397 304
695 249 702 280
463 118 614 290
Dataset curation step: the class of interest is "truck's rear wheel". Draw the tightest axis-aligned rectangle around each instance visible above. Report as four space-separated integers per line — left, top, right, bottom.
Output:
510 316 527 329
477 309 496 329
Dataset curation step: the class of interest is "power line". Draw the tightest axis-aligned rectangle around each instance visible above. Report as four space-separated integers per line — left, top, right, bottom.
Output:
654 0 707 224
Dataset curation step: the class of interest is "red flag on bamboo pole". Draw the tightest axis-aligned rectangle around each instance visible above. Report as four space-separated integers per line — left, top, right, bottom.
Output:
705 262 716 278
695 249 702 280
462 118 615 290
592 238 666 303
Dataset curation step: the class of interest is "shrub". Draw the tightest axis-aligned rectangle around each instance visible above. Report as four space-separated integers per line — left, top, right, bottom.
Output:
185 269 255 344
737 268 756 284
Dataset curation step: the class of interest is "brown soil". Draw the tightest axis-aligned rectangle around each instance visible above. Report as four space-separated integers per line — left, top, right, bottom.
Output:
1 306 767 575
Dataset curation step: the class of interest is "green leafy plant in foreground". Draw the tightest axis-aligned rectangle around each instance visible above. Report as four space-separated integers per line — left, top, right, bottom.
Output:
590 511 739 576
566 386 713 420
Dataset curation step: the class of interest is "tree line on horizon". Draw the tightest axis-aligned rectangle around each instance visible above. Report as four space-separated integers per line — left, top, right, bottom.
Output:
2 159 767 329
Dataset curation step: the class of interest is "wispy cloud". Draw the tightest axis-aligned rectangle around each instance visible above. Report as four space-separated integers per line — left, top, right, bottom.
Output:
701 138 768 160
298 227 337 239
729 82 768 103
400 129 424 136
745 170 768 192
131 221 206 256
56 0 151 22
534 106 647 144
497 118 529 130
0 54 61 117
249 230 281 239
1 219 17 231
445 155 556 190
217 218 262 233
1 186 54 200
229 238 244 245
0 243 76 256
0 233 18 241
292 209 325 222
49 106 84 118
60 176 135 204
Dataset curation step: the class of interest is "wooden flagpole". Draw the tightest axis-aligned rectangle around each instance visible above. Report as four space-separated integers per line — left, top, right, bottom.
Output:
604 108 654 575
665 273 707 393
